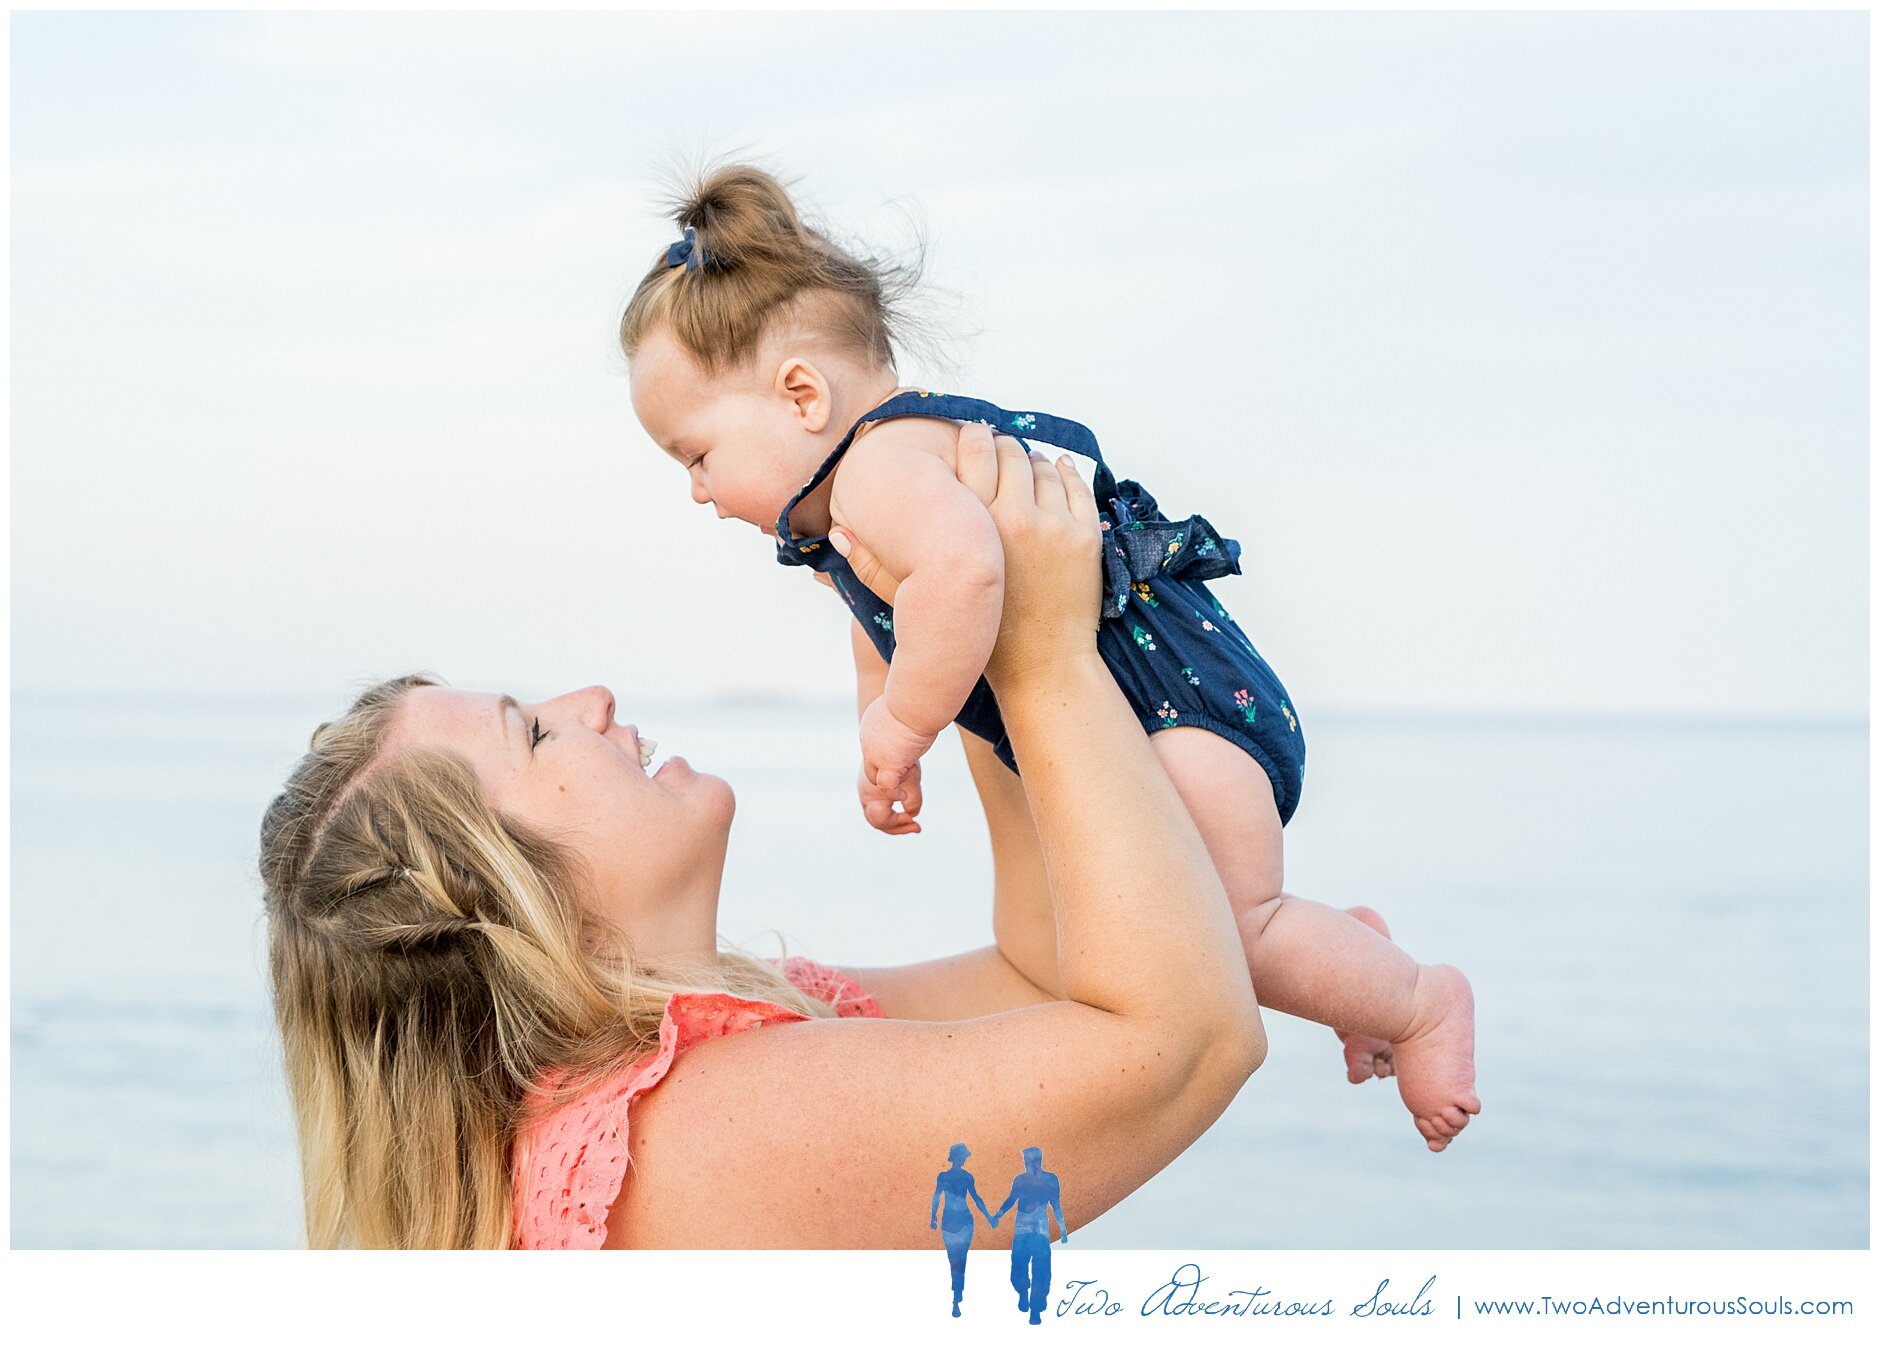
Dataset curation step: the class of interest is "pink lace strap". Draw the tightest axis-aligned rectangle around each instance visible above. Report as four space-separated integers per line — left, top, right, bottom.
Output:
511 961 880 1248
779 955 884 1018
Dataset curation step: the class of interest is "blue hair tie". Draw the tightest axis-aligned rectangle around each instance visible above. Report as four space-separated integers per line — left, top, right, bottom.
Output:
665 226 705 273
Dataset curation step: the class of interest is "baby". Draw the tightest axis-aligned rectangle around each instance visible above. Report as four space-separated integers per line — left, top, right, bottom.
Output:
624 166 1479 1151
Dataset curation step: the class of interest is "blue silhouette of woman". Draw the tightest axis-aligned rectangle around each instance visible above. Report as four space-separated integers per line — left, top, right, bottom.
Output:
929 1143 993 1316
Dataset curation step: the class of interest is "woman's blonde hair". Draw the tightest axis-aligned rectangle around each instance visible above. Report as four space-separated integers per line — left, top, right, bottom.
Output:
619 162 920 375
260 674 830 1249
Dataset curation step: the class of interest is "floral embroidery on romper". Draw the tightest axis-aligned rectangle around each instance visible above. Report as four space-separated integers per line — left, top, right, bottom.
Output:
1131 625 1156 652
1235 689 1258 723
1156 701 1179 728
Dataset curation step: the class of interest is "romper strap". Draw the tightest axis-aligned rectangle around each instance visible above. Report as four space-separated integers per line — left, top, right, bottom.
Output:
774 391 1119 563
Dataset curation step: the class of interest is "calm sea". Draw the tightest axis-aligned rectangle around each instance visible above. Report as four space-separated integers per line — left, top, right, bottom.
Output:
9 694 1868 1248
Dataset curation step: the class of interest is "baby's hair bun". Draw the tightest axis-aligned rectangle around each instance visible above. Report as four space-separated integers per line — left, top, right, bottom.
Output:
671 163 808 276
624 159 925 375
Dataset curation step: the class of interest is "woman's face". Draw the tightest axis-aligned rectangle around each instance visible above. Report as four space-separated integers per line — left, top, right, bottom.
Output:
384 685 735 952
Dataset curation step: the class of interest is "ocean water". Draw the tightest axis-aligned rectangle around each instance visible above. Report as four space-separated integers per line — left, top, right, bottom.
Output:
9 694 1868 1248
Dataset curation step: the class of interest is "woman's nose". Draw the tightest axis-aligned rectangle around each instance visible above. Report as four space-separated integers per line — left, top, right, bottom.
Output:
580 685 617 731
541 685 615 731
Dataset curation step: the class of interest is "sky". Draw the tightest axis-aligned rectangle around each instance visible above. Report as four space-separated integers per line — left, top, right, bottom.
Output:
9 10 1868 718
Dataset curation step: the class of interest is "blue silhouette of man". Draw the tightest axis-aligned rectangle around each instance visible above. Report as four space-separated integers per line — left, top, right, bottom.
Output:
992 1147 1066 1324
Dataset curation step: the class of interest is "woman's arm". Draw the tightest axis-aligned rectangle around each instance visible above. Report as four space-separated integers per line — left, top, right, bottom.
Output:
840 729 1062 1015
609 432 1264 1248
839 946 1052 1022
959 729 1062 998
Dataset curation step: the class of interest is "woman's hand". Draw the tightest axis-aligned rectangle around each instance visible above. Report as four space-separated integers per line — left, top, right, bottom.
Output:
956 424 1103 694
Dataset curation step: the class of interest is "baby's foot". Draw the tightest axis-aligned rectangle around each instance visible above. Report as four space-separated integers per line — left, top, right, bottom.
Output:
1392 963 1480 1152
1335 906 1397 1083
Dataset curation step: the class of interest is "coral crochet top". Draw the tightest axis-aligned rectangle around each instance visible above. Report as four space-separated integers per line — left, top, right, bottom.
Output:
511 957 883 1249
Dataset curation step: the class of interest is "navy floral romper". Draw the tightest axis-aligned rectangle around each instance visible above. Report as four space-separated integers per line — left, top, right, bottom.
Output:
773 392 1306 824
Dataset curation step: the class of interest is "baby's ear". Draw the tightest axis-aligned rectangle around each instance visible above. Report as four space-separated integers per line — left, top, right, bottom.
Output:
775 356 832 434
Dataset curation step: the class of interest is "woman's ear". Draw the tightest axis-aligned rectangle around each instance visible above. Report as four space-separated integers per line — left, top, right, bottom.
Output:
775 356 832 435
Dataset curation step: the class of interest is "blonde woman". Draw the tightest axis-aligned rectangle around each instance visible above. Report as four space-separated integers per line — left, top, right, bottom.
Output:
260 429 1265 1248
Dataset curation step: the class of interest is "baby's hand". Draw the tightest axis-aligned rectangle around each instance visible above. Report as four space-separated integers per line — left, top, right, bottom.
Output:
859 695 936 811
858 760 923 836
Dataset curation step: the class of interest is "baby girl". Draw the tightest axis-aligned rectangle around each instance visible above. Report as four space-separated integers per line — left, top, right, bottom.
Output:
623 166 1479 1151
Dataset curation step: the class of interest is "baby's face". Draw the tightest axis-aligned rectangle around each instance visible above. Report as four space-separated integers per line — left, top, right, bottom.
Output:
631 326 829 536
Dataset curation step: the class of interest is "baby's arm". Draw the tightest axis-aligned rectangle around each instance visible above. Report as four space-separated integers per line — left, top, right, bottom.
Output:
831 422 1005 795
850 620 921 834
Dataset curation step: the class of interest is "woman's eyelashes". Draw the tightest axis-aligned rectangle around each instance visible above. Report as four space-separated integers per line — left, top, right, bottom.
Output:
529 718 547 750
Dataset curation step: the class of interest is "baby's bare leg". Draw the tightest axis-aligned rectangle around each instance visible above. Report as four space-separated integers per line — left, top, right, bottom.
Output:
1151 727 1480 1151
1337 908 1398 1083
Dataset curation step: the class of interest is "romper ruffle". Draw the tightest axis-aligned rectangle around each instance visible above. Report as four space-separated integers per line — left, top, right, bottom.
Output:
510 957 883 1249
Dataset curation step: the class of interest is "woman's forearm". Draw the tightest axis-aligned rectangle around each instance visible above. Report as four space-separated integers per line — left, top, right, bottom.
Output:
994 650 1259 1048
960 731 1063 998
971 438 1261 1083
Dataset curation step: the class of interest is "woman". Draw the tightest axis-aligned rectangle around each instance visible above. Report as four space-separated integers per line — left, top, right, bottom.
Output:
930 1143 992 1315
260 427 1265 1248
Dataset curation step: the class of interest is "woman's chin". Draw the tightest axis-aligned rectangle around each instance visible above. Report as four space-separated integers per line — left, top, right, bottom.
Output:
688 764 736 825
649 755 735 831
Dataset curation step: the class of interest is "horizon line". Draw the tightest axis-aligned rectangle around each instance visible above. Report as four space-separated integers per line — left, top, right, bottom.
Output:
7 687 1869 729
